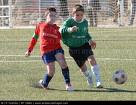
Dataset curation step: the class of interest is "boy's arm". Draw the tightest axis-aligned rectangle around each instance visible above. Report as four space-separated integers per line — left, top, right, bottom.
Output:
25 25 39 57
60 18 72 35
28 34 39 52
87 32 96 49
87 31 92 41
85 20 92 40
85 21 96 49
87 27 96 49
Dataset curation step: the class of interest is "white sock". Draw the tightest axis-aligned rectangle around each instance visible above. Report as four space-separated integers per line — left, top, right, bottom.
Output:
83 70 92 78
83 70 89 77
91 64 101 84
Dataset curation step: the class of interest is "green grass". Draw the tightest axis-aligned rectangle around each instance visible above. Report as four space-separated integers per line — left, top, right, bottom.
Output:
0 27 136 100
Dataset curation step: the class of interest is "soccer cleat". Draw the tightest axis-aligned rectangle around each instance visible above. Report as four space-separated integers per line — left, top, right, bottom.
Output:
96 85 103 88
87 76 93 88
65 84 74 92
96 82 103 88
38 79 48 89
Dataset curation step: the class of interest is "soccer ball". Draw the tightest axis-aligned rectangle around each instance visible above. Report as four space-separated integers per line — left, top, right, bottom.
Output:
112 69 127 84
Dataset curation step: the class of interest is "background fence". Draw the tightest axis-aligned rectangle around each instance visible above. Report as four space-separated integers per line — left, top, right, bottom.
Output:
0 0 135 28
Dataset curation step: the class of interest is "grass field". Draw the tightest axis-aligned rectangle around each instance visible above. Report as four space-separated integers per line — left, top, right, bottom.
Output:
0 27 136 101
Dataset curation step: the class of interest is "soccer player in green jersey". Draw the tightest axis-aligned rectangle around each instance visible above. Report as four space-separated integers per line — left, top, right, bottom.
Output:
60 4 103 88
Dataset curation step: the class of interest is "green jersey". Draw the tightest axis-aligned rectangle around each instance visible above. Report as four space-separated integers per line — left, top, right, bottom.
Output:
60 17 92 47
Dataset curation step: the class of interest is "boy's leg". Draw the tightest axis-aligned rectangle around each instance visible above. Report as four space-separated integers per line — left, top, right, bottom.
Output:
69 57 93 88
40 52 56 89
80 64 93 87
91 64 103 88
69 46 93 87
40 62 55 89
55 52 73 91
88 55 103 88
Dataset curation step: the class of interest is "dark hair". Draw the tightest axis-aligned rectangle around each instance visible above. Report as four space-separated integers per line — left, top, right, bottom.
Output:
45 7 57 17
47 7 56 12
72 4 84 13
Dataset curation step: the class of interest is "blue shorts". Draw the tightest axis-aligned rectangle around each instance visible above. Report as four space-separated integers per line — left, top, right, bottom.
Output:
42 48 64 64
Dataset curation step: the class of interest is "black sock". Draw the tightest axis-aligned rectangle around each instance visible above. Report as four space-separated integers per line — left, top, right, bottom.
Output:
62 67 70 84
43 74 53 87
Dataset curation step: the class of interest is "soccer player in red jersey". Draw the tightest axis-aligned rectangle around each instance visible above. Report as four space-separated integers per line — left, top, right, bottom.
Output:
25 7 73 91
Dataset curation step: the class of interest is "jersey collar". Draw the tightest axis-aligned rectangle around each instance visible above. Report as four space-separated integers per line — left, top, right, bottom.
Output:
72 17 85 23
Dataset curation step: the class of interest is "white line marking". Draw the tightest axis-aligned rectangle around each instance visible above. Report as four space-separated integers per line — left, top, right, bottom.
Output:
97 58 136 61
0 55 40 57
0 55 136 63
0 60 41 63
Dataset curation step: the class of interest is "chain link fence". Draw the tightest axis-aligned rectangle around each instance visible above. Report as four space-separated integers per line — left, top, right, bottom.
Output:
0 0 135 28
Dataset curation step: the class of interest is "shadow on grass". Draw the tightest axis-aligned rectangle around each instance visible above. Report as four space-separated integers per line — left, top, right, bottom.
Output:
74 88 136 93
30 83 66 91
31 83 136 93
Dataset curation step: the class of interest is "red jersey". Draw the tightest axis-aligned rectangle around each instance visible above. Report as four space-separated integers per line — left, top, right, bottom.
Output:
28 22 62 55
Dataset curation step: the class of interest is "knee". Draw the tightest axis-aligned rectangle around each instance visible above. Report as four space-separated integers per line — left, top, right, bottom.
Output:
61 64 68 69
60 61 68 69
80 65 87 72
88 59 97 66
48 70 55 77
